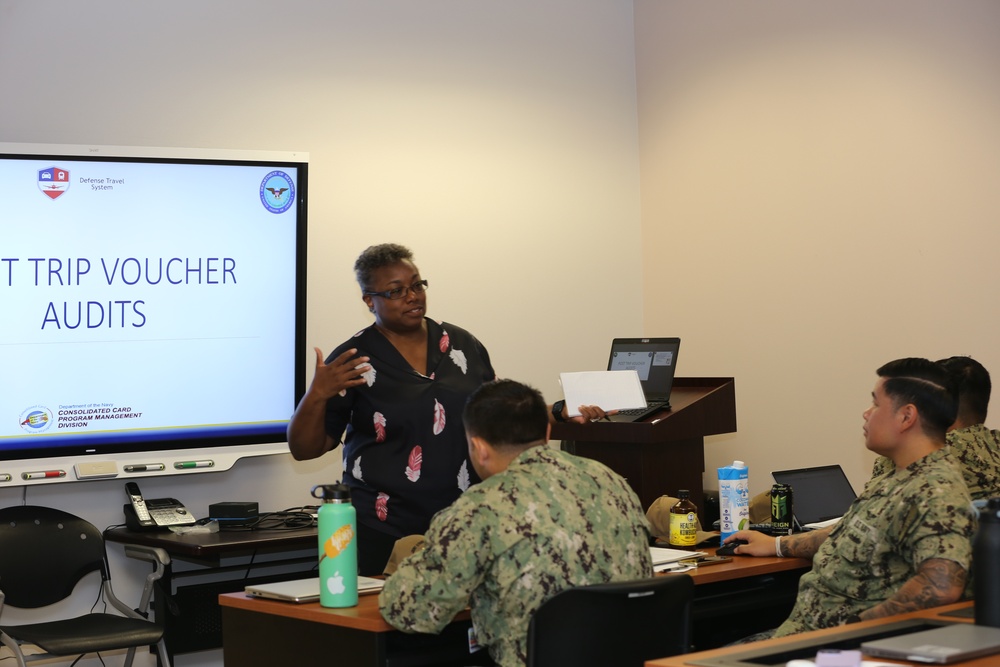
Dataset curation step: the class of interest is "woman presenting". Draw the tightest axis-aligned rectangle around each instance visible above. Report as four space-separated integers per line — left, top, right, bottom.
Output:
288 243 606 574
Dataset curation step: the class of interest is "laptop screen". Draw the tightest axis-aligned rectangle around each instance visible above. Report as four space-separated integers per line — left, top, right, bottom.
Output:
771 465 858 528
606 338 680 402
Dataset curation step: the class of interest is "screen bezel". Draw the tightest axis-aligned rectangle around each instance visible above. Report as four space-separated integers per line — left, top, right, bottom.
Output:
0 143 307 485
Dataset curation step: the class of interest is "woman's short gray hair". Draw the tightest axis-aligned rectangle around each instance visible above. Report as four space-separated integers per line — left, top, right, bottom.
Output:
354 243 414 290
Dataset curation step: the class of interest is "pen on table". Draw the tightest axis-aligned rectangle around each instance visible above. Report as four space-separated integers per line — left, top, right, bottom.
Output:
124 464 166 473
656 562 696 573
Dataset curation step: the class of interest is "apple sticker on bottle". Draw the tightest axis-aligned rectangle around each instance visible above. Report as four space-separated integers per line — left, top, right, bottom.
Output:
327 571 346 595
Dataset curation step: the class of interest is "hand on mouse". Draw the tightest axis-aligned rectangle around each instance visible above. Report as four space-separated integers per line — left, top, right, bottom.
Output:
720 530 778 557
715 538 749 556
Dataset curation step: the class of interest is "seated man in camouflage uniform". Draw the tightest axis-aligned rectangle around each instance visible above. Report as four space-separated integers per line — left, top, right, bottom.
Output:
871 356 1000 500
379 379 654 667
724 358 974 638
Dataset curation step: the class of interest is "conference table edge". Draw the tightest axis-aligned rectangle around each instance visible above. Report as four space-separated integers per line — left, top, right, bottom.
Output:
644 600 977 667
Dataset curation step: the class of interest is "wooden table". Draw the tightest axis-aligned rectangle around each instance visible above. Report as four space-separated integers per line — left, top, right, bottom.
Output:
646 601 987 667
219 590 487 667
681 547 811 649
218 547 812 666
683 549 808 586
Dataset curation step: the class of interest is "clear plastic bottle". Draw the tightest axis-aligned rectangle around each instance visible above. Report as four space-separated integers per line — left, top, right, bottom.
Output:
669 489 699 547
312 483 358 608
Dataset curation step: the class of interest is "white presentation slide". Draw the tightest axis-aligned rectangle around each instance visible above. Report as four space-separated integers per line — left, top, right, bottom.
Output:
1 155 300 452
609 351 655 381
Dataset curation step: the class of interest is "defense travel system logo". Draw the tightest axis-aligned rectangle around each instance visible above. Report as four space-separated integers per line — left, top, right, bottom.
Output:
38 166 70 200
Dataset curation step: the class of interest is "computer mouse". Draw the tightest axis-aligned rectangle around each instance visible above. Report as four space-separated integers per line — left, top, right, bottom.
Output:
715 539 749 556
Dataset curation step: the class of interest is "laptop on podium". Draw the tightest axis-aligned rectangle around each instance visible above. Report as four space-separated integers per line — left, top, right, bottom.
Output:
604 337 681 422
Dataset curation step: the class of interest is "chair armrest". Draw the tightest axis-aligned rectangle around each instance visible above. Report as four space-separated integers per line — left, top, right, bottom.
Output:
107 545 171 619
123 544 171 568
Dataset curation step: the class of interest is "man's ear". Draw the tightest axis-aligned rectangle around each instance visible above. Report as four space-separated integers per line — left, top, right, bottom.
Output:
896 403 919 432
362 294 375 313
469 435 490 467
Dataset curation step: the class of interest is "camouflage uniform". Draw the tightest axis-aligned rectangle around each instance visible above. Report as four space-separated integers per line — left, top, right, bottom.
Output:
871 424 1000 500
379 446 653 667
774 447 973 637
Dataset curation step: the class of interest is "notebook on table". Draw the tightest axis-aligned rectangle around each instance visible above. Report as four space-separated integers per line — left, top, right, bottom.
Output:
770 464 858 531
861 623 1000 664
245 576 384 603
603 337 681 422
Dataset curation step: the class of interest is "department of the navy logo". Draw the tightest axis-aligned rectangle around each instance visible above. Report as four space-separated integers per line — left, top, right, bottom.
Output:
38 166 70 200
259 171 295 214
19 405 54 434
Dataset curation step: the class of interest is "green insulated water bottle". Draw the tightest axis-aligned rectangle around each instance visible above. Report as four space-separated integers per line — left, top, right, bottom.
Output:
311 483 358 608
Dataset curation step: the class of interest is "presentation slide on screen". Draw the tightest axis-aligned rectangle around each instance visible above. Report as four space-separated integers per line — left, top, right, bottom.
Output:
608 350 674 381
1 156 299 452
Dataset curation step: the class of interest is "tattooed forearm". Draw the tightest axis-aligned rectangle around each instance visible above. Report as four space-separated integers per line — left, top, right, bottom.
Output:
859 558 967 620
782 526 833 559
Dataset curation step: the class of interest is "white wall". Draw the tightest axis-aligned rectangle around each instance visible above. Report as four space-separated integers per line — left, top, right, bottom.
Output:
9 1 999 664
635 0 1000 496
0 2 642 665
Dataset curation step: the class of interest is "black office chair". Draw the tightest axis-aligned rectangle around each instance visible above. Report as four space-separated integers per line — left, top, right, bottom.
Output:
526 574 694 667
0 505 171 667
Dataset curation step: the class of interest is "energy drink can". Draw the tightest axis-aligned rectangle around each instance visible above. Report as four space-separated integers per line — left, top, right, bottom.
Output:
770 483 793 535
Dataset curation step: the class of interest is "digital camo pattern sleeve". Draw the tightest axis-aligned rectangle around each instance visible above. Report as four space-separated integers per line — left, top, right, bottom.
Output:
774 448 973 637
945 424 1000 500
379 447 652 667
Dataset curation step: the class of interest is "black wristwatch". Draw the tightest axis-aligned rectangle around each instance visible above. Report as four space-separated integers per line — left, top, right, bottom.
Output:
551 400 567 422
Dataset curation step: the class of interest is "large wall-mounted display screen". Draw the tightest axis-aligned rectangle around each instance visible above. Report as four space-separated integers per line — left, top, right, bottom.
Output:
0 144 307 482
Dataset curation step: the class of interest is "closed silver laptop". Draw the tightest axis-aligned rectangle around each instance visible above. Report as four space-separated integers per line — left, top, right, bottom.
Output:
245 576 384 603
861 623 1000 664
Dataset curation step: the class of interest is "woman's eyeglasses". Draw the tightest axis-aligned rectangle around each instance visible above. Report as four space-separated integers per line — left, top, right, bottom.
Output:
364 279 429 300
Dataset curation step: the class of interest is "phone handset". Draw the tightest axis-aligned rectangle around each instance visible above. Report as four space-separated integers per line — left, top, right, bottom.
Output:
123 483 196 529
125 482 155 527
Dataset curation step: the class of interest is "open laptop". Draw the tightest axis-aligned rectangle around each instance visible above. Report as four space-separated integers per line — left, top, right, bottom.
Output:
861 623 1000 664
604 337 681 422
771 464 858 531
245 576 384 603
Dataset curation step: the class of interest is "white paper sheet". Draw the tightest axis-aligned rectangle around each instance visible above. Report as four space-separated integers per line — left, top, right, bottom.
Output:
559 370 646 417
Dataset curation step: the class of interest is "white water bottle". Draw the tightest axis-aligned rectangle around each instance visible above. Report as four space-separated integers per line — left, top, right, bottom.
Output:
718 460 749 542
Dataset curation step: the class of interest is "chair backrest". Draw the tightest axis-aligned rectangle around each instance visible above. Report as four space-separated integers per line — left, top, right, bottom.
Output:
0 505 106 608
526 574 694 667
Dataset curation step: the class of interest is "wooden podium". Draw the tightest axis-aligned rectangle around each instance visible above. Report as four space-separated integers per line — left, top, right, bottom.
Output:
551 377 736 514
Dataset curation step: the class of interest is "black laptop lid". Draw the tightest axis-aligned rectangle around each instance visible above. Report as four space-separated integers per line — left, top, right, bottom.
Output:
771 464 858 527
606 338 680 402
